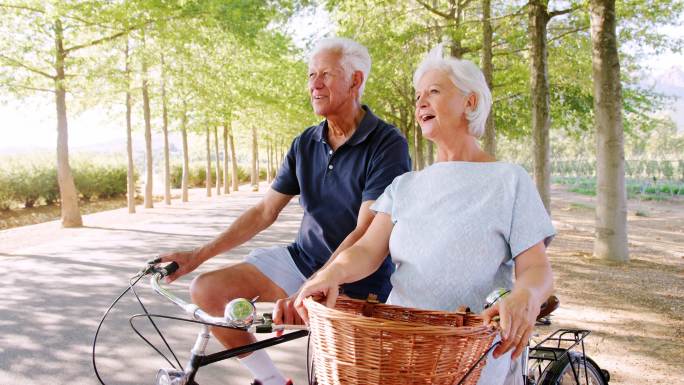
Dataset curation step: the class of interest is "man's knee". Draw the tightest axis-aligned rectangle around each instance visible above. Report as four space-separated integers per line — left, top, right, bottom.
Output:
189 263 286 313
190 272 215 311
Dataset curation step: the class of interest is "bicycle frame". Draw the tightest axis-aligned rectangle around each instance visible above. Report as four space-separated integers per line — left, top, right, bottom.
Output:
149 271 309 385
148 270 607 385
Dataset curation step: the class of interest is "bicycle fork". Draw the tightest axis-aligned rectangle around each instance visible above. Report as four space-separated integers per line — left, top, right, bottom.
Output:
522 343 530 385
154 326 209 385
185 326 212 382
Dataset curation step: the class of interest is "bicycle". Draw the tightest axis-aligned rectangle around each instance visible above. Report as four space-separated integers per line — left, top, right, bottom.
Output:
486 291 611 385
92 260 610 385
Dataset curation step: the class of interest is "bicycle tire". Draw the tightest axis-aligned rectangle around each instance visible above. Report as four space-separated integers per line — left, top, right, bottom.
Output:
539 351 609 385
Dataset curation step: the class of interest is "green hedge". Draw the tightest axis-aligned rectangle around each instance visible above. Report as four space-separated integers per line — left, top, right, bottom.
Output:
170 164 267 189
554 176 684 199
0 161 132 210
552 159 684 182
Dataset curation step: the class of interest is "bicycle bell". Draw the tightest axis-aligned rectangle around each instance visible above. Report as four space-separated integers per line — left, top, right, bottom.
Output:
484 288 510 309
224 297 256 327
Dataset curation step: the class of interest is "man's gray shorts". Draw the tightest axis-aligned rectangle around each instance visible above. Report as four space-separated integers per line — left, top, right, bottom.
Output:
244 246 307 296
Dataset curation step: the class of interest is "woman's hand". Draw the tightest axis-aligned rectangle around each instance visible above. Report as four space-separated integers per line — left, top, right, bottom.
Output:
480 287 540 360
294 268 343 324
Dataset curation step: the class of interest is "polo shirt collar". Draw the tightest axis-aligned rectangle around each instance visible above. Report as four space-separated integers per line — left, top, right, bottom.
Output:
314 105 379 146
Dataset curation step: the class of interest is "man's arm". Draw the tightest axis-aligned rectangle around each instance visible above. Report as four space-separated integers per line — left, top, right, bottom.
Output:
160 188 294 282
323 200 376 267
272 200 376 327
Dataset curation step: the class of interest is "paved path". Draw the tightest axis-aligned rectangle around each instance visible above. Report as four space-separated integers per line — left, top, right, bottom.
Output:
0 184 309 385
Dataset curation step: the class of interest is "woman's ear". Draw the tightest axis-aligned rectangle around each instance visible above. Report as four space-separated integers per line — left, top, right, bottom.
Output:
466 92 478 112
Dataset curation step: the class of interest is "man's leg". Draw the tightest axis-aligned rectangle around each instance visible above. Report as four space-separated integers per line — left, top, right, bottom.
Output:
190 263 289 385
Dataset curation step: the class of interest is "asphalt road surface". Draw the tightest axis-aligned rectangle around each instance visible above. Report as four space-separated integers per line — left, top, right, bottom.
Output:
0 185 310 385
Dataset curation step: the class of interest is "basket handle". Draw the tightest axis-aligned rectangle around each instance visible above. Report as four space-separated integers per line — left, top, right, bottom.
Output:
454 340 501 385
361 293 379 317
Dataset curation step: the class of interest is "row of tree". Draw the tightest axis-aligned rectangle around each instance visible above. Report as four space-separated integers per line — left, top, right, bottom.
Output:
1 0 682 262
0 0 311 225
324 0 681 262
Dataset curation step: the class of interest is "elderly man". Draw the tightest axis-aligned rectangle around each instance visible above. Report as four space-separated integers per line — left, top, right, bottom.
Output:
159 37 410 385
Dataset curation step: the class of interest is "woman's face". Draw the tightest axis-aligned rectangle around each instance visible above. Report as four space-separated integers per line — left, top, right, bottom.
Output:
414 69 470 140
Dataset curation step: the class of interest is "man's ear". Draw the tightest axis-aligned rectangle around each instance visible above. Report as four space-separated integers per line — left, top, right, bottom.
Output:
351 70 364 93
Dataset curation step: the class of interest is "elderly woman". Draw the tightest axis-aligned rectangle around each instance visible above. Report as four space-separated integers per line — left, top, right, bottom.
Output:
294 45 555 385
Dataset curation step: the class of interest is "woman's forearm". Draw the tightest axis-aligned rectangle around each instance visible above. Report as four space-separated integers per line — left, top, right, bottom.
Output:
513 242 554 307
314 212 394 286
513 265 554 307
323 243 388 284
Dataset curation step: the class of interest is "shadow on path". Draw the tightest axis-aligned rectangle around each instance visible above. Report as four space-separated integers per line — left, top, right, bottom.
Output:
0 187 305 385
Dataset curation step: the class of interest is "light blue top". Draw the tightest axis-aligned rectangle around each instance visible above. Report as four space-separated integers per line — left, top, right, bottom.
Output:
371 161 555 385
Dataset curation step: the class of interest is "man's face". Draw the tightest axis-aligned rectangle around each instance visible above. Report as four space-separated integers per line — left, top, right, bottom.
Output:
308 50 355 117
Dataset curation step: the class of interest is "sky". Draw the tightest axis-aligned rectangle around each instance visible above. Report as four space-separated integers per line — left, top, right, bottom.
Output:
1 7 682 154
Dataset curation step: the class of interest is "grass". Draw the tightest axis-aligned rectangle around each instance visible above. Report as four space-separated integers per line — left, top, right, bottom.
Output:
569 202 593 211
0 198 129 230
554 176 684 201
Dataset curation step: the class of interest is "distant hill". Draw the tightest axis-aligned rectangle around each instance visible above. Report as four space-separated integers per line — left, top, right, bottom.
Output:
652 66 684 132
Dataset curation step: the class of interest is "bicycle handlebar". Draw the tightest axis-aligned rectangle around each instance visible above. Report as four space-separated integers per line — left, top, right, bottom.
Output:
148 264 307 334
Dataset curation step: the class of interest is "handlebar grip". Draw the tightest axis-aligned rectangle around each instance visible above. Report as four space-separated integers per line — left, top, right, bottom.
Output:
159 262 179 277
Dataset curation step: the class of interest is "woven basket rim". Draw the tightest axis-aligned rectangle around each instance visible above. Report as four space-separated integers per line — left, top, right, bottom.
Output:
304 297 497 336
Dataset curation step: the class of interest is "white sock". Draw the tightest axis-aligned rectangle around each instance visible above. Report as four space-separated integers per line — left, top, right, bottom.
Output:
238 349 288 385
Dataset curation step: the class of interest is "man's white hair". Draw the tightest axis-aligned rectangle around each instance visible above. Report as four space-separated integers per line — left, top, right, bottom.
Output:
413 44 492 138
310 37 371 98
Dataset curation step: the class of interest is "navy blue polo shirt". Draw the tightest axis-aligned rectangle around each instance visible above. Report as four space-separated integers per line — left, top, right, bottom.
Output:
271 106 411 301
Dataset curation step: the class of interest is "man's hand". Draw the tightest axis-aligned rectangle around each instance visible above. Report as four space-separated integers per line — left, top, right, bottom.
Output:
159 249 203 283
272 294 305 336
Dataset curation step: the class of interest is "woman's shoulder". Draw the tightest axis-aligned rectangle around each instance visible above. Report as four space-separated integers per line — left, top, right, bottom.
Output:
494 162 530 177
394 161 529 184
390 169 420 186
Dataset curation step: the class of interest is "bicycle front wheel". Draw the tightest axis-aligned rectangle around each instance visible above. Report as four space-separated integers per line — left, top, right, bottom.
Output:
539 352 609 385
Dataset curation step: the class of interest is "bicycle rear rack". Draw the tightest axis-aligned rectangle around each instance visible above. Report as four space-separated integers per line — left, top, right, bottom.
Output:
530 328 591 363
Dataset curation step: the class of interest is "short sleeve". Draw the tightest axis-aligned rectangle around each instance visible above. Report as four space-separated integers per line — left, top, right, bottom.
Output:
271 137 300 196
508 168 556 258
362 132 411 202
370 181 396 223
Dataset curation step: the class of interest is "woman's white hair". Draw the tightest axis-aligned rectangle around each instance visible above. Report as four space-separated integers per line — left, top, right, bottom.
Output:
310 37 371 98
413 44 492 138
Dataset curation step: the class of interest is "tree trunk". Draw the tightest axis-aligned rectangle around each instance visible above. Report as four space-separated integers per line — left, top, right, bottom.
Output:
222 123 230 194
229 123 239 192
181 106 189 202
124 37 135 214
161 54 171 205
413 121 424 170
205 127 212 197
528 0 552 213
53 19 82 227
398 106 409 140
427 141 434 166
481 0 496 157
251 126 259 191
449 3 466 59
214 126 221 195
141 32 154 209
403 108 415 168
590 0 629 262
266 141 273 183
276 139 283 174
272 142 277 178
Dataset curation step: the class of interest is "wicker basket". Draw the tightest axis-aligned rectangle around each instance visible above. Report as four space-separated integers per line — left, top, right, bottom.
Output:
305 297 497 385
